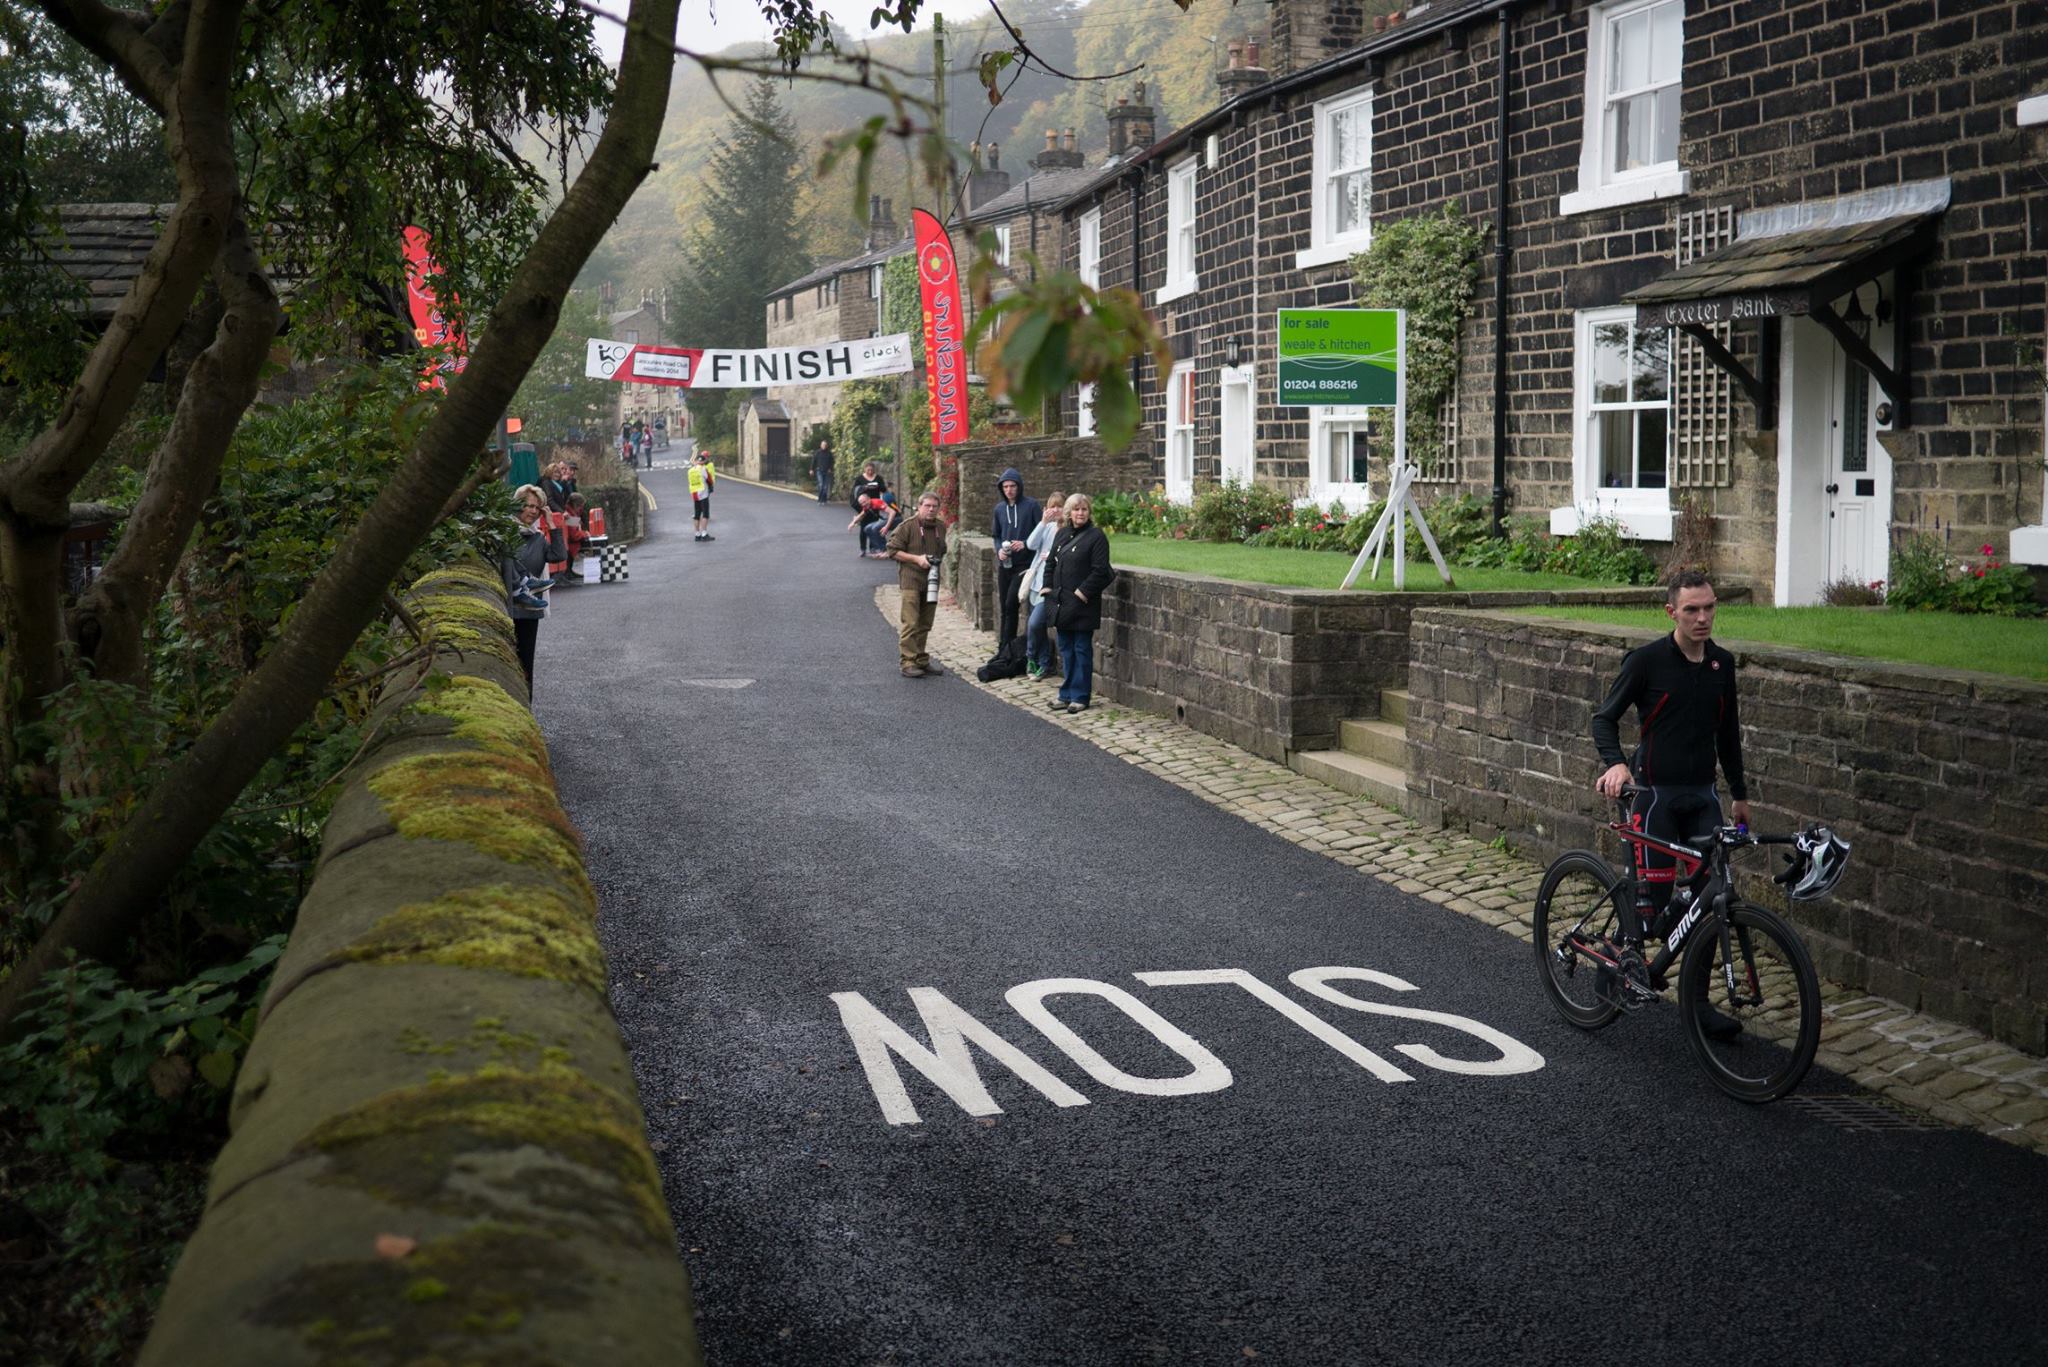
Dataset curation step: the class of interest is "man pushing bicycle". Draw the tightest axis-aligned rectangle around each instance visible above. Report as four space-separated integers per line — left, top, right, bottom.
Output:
1590 569 1749 1023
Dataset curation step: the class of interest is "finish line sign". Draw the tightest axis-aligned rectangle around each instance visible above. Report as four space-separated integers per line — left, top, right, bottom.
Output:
584 334 915 389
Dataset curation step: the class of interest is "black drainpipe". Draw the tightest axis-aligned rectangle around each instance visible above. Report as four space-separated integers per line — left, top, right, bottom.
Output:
1490 6 1513 537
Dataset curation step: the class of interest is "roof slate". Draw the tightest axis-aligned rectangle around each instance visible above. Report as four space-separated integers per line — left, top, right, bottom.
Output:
1625 213 1937 305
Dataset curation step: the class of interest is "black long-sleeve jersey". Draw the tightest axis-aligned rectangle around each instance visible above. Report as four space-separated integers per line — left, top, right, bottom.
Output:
1590 633 1748 800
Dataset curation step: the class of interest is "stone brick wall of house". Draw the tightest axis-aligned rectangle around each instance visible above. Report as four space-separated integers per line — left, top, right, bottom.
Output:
1683 0 2048 563
1405 608 2048 1053
762 281 849 449
955 436 1158 548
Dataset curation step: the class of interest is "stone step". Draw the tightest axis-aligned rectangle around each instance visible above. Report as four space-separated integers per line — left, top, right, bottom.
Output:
1288 749 1409 810
1380 688 1411 727
1337 717 1409 768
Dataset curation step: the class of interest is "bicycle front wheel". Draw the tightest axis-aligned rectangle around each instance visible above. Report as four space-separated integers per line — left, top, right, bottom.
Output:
1678 902 1821 1102
1533 850 1627 1030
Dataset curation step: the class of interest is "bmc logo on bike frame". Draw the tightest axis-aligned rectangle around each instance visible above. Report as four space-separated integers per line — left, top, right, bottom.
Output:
831 965 1544 1127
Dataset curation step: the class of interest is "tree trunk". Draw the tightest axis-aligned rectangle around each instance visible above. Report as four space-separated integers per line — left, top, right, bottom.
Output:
71 217 282 686
0 0 684 1028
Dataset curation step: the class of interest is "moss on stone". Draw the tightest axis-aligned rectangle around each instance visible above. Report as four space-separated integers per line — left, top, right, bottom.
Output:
338 884 603 994
411 675 545 766
365 751 591 901
250 1223 584 1364
298 1065 670 1246
410 563 503 599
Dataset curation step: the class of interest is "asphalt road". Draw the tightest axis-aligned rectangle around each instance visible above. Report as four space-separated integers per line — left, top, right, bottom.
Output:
539 474 2048 1366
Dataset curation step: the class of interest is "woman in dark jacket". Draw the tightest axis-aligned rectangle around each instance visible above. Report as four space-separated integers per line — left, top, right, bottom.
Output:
1040 491 1114 714
501 483 567 691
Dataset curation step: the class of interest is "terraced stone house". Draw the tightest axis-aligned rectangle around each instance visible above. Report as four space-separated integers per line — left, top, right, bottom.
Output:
1051 0 2048 605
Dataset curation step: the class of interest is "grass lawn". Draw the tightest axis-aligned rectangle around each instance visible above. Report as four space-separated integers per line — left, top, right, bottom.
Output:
1104 533 1640 592
1514 604 2048 682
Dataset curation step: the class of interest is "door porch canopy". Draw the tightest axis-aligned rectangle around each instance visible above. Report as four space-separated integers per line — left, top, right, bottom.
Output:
1625 180 1948 430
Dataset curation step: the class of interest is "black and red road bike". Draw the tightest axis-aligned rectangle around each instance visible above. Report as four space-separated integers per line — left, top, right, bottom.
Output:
1532 787 1832 1102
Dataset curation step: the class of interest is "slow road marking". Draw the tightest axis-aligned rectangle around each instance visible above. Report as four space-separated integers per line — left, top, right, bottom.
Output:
832 965 1544 1126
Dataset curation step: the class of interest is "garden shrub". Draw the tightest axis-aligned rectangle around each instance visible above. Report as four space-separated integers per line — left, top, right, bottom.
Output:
1821 575 1886 607
1189 479 1295 543
1887 533 2041 616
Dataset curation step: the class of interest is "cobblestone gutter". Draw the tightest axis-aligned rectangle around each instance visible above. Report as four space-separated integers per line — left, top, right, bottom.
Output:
141 565 699 1367
891 588 2048 1155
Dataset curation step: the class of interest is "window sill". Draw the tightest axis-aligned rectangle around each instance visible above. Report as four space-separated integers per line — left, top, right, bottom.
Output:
1155 276 1200 306
1294 239 1368 271
1550 501 1674 541
2019 94 2048 126
2009 524 2048 566
1558 168 1690 217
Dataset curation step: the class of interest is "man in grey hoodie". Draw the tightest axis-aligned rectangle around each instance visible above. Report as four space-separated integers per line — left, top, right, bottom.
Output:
990 467 1043 646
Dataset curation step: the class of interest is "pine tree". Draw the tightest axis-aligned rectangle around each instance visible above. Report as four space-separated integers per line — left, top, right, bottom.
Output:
668 76 811 451
667 77 810 353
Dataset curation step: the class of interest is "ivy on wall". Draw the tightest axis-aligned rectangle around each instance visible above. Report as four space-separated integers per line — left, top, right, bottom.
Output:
1349 202 1486 476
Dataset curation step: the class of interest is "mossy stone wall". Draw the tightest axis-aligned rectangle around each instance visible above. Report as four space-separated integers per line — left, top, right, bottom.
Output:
140 563 700 1366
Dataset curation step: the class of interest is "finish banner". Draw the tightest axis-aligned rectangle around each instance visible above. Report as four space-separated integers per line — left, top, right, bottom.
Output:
401 226 467 391
912 208 969 447
583 335 915 388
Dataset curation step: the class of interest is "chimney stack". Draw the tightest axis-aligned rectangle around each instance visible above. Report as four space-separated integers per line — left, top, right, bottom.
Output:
1034 123 1086 170
1217 32 1270 101
1106 82 1157 158
866 195 899 250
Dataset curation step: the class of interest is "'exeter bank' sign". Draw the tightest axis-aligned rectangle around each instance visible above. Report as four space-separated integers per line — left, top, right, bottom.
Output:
1635 293 1807 329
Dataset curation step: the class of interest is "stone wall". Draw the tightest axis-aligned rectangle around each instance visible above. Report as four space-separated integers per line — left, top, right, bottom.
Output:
955 436 1157 543
1405 608 2048 1053
955 532 1667 758
141 564 698 1365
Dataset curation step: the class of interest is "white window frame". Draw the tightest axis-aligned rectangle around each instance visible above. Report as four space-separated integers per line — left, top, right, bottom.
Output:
1164 361 1196 501
1561 0 1689 215
1553 305 1674 540
992 224 1012 267
1307 406 1376 510
1297 86 1374 270
1076 381 1097 438
1078 208 1102 289
1158 159 1199 305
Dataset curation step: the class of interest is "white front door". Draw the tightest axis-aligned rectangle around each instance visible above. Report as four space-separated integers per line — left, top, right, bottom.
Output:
1824 322 1891 592
1219 366 1254 484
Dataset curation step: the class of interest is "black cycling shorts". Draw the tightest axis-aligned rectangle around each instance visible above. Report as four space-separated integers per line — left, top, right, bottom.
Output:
1629 783 1722 887
693 494 711 516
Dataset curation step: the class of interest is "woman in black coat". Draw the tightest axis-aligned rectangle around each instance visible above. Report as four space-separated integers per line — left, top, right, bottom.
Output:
1041 492 1114 714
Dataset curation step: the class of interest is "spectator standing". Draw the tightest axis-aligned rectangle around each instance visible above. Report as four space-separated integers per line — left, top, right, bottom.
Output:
1021 491 1066 680
561 493 591 567
850 460 888 558
619 420 634 467
541 461 573 512
989 467 1043 647
1043 492 1113 714
886 492 949 678
654 414 668 450
813 436 835 502
688 450 717 541
501 484 566 691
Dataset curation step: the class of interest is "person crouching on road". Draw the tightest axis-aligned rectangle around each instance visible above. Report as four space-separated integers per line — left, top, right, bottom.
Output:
990 466 1043 648
689 450 716 541
850 460 889 557
502 484 566 691
887 492 948 678
1021 492 1066 680
1043 492 1113 714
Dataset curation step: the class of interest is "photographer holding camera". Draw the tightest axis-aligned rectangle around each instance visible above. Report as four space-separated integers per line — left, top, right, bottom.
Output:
886 491 950 678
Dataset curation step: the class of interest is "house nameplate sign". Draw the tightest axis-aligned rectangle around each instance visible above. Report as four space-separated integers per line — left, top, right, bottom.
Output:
1636 293 1808 329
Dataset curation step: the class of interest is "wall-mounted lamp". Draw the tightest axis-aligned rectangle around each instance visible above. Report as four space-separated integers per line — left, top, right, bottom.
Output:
1225 335 1242 368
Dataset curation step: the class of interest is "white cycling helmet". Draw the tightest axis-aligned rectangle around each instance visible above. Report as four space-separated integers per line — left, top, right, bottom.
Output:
1787 826 1851 901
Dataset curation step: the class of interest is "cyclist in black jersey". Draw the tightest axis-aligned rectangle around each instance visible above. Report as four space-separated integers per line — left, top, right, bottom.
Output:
1590 569 1751 1023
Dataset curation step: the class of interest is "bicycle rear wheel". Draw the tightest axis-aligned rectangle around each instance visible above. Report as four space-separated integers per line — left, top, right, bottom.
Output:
1678 902 1820 1102
1533 850 1627 1030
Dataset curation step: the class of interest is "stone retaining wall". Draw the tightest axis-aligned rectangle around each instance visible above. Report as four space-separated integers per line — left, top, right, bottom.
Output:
141 565 698 1366
1405 608 2048 1054
955 436 1156 547
957 534 1668 760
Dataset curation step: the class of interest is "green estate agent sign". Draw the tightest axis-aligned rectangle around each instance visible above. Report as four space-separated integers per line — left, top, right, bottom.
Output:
1276 308 1403 407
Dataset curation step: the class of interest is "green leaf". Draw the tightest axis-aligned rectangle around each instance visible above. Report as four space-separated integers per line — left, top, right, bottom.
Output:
197 1050 240 1090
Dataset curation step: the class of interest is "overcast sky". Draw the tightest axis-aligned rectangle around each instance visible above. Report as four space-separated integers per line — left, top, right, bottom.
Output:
587 0 1006 62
